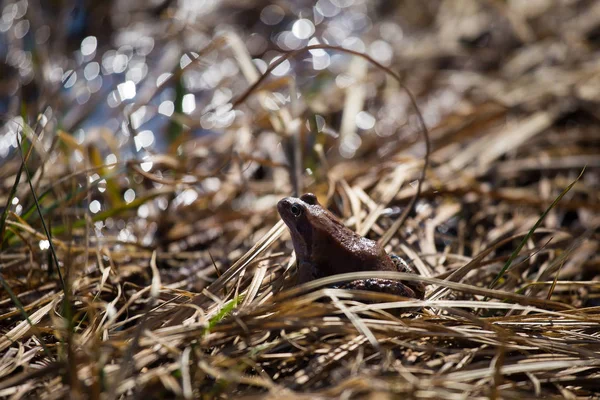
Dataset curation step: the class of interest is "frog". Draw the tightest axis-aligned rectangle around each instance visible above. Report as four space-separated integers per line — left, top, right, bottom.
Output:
277 193 425 299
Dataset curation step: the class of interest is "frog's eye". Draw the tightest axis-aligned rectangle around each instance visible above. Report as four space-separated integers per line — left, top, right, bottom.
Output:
300 193 317 205
290 204 303 217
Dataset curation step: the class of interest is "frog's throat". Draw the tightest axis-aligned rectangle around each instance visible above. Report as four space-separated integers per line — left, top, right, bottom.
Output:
289 229 311 263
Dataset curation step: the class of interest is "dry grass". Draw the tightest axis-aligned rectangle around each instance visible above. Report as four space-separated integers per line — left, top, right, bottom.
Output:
1 1 600 399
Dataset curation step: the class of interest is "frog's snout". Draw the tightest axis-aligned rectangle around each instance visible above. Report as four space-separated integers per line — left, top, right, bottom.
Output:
277 198 290 218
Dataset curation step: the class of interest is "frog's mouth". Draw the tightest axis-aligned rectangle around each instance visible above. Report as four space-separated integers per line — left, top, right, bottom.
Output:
277 197 310 260
277 198 291 222
277 197 299 225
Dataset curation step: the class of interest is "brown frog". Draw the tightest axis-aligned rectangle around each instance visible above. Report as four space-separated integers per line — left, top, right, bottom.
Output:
277 193 425 299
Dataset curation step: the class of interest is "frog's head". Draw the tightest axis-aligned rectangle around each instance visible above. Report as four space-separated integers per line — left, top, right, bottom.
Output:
277 193 323 261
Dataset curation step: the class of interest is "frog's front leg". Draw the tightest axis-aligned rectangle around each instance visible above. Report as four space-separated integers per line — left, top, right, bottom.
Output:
339 255 425 299
340 279 422 298
297 261 319 284
390 255 426 300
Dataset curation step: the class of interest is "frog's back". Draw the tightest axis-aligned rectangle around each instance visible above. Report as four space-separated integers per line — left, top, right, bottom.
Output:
310 224 397 279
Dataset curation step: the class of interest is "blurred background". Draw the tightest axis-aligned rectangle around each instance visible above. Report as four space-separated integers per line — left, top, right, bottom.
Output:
4 0 599 158
1 0 599 281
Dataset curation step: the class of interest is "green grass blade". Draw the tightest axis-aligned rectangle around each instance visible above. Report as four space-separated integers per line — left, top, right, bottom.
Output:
205 295 243 333
0 121 36 247
489 167 586 289
0 162 24 247
2 167 125 246
0 272 51 356
16 134 66 292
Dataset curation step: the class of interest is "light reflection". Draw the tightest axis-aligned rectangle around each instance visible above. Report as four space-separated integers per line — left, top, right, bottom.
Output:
356 111 375 130
126 62 147 83
346 11 370 31
98 179 107 193
324 25 347 44
14 19 29 38
263 97 280 111
180 53 193 69
76 86 91 104
37 112 48 128
200 112 215 129
81 36 98 56
0 118 20 158
222 59 239 77
157 197 168 211
339 132 362 158
312 53 330 70
49 66 63 83
152 172 163 189
260 5 285 25
106 153 117 167
130 106 147 129
200 103 236 129
101 50 116 73
335 73 355 88
182 93 196 114
158 100 174 116
117 80 136 100
332 0 355 7
279 31 302 50
88 75 103 93
84 62 100 80
140 161 153 172
270 56 290 76
342 36 365 52
306 115 326 132
380 21 403 42
272 92 287 104
117 228 135 242
211 88 232 107
134 130 154 151
138 204 149 219
252 58 268 74
136 36 154 56
112 53 128 73
107 91 121 108
202 177 221 192
39 240 50 250
246 33 267 54
316 0 341 17
368 40 393 65
0 19 12 32
156 72 172 86
202 66 222 88
89 200 101 214
73 149 84 163
308 38 326 55
35 25 50 44
2 3 18 21
292 19 315 40
175 188 198 207
14 1 27 18
124 189 135 203
62 70 77 88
